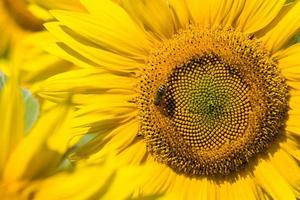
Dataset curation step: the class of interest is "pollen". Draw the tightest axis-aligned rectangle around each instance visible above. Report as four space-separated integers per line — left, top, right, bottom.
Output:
137 26 289 176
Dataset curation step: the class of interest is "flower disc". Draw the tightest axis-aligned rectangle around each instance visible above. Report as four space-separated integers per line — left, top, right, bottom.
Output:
137 26 289 176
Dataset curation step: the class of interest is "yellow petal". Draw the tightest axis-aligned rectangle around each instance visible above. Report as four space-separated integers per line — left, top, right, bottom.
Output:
289 92 300 111
33 161 116 200
37 68 135 102
255 1 295 38
44 21 144 73
121 0 176 40
286 95 300 135
254 159 296 200
187 177 209 200
101 163 158 200
71 111 138 160
169 174 194 200
73 93 135 113
235 0 285 33
141 161 175 196
187 0 240 28
261 0 300 53
273 43 300 81
222 0 246 27
288 112 300 124
168 176 211 200
168 0 190 30
52 0 154 58
274 43 300 67
101 120 139 152
219 175 260 200
72 110 136 137
115 140 148 165
280 138 300 162
218 180 231 200
270 148 300 197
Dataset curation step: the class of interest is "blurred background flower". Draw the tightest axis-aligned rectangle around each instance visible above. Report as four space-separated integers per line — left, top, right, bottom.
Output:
0 0 84 57
0 0 158 199
0 66 157 200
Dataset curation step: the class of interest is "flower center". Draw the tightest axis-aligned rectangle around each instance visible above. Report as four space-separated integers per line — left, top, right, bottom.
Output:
137 26 289 176
165 54 251 151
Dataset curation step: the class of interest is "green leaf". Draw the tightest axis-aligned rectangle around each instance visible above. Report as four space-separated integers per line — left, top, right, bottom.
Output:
286 0 295 3
22 89 40 133
291 32 300 44
294 33 300 43
0 73 40 133
0 71 6 90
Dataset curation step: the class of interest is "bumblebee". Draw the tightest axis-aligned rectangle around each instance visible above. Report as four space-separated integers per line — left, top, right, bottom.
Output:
154 85 167 105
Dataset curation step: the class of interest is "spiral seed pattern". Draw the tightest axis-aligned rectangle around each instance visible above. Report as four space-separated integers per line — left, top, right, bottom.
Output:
165 55 251 150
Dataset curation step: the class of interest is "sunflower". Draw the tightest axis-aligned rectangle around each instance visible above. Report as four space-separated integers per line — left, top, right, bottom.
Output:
38 0 300 199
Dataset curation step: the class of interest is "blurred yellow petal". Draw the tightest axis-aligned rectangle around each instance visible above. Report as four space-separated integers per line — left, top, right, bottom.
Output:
0 77 24 175
30 0 84 11
3 105 69 181
13 32 76 87
0 0 45 55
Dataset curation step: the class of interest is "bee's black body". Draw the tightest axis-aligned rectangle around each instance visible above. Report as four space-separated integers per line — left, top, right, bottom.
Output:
154 85 167 105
